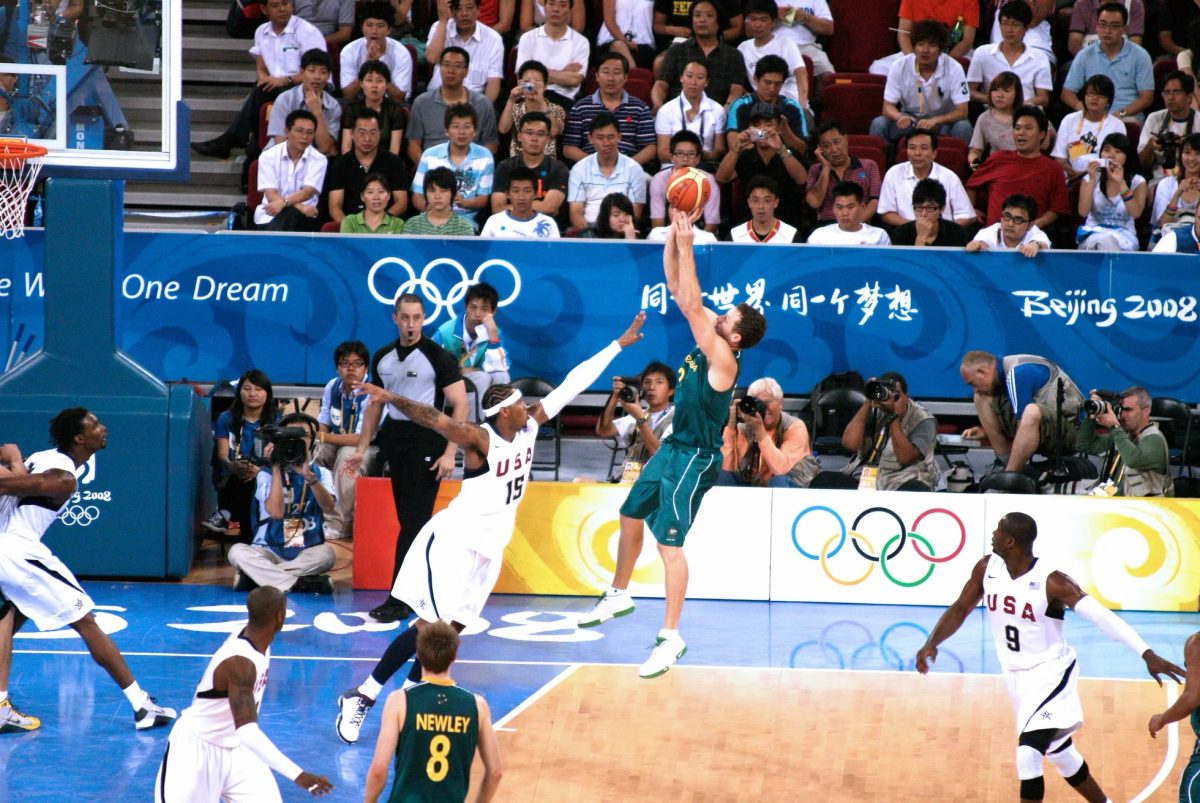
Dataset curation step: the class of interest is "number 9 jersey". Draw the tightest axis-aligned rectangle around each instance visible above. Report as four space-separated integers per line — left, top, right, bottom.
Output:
983 552 1073 672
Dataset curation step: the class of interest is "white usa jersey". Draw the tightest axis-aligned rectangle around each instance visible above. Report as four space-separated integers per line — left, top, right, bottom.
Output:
984 553 1072 672
0 449 80 543
174 629 270 749
445 419 538 560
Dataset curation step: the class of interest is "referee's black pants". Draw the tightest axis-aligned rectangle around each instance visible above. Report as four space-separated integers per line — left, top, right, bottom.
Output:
377 419 446 584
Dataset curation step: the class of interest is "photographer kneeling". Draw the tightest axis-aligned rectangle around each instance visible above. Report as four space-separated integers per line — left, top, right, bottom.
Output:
1076 387 1173 497
595 363 675 482
841 372 939 491
228 413 339 594
719 377 818 488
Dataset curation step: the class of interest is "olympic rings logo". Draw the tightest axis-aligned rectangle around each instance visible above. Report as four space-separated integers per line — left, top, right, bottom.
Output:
59 504 100 527
791 506 966 587
366 258 522 325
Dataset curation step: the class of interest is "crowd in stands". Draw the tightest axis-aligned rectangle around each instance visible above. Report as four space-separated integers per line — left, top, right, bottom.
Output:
193 0 1200 251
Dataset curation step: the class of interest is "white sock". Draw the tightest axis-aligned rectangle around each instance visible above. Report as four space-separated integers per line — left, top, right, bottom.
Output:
658 628 680 642
122 681 148 709
358 676 383 701
0 690 8 704
401 679 417 690
608 586 626 597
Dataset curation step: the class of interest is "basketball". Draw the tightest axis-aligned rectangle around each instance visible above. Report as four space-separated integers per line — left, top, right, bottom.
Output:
666 167 710 215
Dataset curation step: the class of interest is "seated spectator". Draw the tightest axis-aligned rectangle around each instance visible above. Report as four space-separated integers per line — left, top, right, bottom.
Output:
293 0 353 47
890 178 970 246
519 0 587 35
1149 133 1200 247
192 0 325 159
1139 72 1200 181
966 2 1051 108
726 55 809 157
806 181 891 245
341 61 408 155
265 48 340 157
1156 0 1194 66
425 0 505 103
491 111 570 223
1077 133 1145 251
404 166 480 235
967 194 1050 257
477 0 516 34
652 0 746 110
841 371 939 491
806 120 881 225
564 53 657 166
228 413 337 595
411 103 495 228
340 173 406 233
1061 3 1153 122
327 109 408 224
969 71 1021 169
729 175 801 242
895 0 976 61
254 109 327 231
986 0 1054 66
878 129 974 227
480 166 562 237
719 376 818 488
1069 0 1145 55
1053 74 1125 179
650 130 719 230
870 20 971 147
315 341 376 539
1152 212 1200 252
653 59 726 164
769 0 833 76
577 192 640 237
515 0 590 102
204 369 279 538
407 47 499 166
432 282 513 405
652 0 742 50
567 112 648 229
597 0 656 70
339 3 413 103
715 103 806 228
968 105 1069 228
738 0 809 108
498 60 567 158
1077 386 1172 497
596 363 675 481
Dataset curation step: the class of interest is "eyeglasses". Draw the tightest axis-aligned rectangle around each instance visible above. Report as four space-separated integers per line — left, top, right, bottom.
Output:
1096 20 1125 30
913 203 942 213
1001 212 1029 225
672 150 699 158
338 360 366 369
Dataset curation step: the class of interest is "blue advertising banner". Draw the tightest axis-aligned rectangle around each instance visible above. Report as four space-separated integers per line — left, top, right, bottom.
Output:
2 231 1199 397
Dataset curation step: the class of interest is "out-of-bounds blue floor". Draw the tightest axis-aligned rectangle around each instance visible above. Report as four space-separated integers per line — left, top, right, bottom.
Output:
4 582 1199 801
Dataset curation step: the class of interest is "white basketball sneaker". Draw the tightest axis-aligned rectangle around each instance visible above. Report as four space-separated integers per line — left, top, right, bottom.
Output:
134 697 177 730
335 689 375 744
577 590 635 628
0 698 39 733
638 635 687 679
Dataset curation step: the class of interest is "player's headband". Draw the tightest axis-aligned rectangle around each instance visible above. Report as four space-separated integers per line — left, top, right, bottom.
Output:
482 389 522 417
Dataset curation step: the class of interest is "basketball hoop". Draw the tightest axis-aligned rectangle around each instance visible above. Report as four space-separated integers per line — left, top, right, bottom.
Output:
0 139 49 240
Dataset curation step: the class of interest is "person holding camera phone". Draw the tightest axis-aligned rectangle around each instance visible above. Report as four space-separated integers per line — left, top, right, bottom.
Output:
841 371 939 491
1076 387 1173 497
1138 71 1200 181
719 376 817 488
595 362 676 482
716 102 807 229
228 413 338 595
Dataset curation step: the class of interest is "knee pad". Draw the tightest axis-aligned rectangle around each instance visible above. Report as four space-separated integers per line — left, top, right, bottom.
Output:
1019 776 1045 800
1016 744 1045 780
1047 738 1085 781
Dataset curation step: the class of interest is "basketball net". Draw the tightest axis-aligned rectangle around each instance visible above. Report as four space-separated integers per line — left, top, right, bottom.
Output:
0 139 48 240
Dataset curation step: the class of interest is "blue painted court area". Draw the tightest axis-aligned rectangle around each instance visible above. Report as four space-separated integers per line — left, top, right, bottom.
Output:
3 583 1198 801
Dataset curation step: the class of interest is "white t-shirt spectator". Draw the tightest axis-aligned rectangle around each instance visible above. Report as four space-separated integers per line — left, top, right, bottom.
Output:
654 94 726 155
597 0 655 48
480 210 561 238
1052 110 1125 173
253 144 328 225
878 162 973 222
966 43 1052 102
883 53 970 118
806 222 891 245
972 221 1052 250
339 37 414 97
738 35 806 103
990 10 1054 63
516 25 591 99
772 0 831 48
426 21 505 96
646 225 718 243
250 16 326 77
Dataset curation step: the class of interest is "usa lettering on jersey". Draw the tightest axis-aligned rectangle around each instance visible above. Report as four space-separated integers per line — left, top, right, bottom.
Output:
493 447 534 478
985 594 1038 622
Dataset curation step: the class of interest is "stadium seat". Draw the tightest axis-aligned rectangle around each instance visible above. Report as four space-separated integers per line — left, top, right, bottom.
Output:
320 221 340 233
328 41 340 88
847 134 887 151
802 54 814 101
825 0 899 72
628 67 654 104
821 71 886 89
848 144 887 173
257 102 273 149
1124 118 1142 145
979 471 1038 494
1151 397 1194 477
821 81 885 135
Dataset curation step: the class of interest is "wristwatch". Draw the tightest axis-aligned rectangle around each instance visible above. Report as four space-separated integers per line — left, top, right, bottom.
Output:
638 416 650 425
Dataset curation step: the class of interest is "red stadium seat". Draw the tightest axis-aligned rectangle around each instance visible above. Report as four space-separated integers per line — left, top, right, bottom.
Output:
847 134 887 151
821 71 886 89
1124 118 1142 146
627 67 654 105
820 81 885 134
802 54 814 101
825 0 899 72
257 102 273 149
327 41 340 88
320 221 340 233
848 145 887 173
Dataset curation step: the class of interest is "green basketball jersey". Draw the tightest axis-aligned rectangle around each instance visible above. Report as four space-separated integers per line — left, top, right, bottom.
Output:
388 681 480 803
668 345 741 450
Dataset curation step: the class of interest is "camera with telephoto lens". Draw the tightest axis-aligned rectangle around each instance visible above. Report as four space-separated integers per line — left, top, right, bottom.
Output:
1160 131 1181 172
864 379 900 403
252 425 309 466
1082 390 1122 417
738 396 768 418
617 377 641 404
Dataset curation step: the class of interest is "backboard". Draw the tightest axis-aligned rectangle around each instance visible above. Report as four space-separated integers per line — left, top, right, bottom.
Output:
0 0 186 180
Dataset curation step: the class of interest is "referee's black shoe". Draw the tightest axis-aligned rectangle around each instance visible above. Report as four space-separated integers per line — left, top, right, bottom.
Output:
369 596 412 623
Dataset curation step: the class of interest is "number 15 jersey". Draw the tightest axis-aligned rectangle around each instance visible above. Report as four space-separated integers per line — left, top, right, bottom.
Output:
983 553 1072 672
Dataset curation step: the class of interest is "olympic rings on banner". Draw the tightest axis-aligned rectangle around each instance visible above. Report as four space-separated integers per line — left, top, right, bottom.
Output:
791 505 967 587
59 505 100 526
366 257 522 324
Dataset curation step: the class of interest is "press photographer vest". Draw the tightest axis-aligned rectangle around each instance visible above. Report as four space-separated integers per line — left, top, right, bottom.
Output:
1116 423 1174 497
628 406 674 465
846 401 938 490
732 412 820 488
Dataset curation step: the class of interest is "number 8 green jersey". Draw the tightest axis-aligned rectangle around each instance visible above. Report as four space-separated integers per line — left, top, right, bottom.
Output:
389 680 480 803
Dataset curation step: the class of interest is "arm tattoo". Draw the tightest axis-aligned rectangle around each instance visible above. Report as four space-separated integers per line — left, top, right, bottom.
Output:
223 658 260 727
389 396 447 430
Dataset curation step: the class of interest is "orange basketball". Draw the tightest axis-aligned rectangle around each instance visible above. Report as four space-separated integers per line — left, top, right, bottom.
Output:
666 167 710 214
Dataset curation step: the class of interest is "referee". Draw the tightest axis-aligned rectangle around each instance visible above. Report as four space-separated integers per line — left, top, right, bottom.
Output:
345 293 468 622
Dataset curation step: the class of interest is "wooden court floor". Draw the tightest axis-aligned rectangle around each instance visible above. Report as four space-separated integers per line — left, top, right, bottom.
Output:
473 666 1189 802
